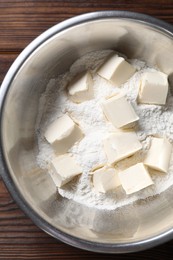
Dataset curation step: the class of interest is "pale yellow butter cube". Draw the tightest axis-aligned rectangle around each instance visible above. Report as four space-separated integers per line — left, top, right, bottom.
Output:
97 54 136 86
118 163 153 195
68 71 93 103
104 131 142 164
138 71 168 105
44 114 83 154
144 137 172 173
102 94 139 128
92 166 121 193
50 154 82 187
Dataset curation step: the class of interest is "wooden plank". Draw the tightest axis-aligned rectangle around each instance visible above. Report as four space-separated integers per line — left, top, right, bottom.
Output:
0 54 18 83
0 1 173 51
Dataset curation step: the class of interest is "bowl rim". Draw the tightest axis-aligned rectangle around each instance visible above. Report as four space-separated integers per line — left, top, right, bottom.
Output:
1 10 173 253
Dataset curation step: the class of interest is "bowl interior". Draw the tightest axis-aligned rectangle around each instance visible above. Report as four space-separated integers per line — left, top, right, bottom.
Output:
2 17 173 248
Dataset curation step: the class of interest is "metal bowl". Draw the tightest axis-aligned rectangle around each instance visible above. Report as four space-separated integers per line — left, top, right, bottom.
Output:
1 11 173 253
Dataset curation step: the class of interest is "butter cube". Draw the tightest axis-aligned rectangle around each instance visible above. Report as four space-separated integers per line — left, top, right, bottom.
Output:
102 94 139 128
89 163 105 173
138 71 168 105
44 114 83 154
104 132 142 164
97 54 136 86
118 163 153 195
92 166 121 193
144 137 172 173
68 71 93 103
50 154 82 187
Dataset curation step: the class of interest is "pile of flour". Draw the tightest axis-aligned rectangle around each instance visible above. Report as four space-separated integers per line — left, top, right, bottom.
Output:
36 50 173 210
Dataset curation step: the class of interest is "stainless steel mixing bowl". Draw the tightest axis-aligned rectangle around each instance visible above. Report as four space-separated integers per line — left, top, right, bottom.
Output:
1 11 173 253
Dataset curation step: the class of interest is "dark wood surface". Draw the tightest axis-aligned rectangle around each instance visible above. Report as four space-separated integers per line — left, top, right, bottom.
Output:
1 0 173 259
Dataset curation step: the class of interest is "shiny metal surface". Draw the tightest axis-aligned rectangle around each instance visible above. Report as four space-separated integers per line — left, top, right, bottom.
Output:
1 11 173 253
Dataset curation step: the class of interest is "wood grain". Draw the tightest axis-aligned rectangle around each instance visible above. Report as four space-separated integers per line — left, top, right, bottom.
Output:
1 0 173 259
1 0 173 51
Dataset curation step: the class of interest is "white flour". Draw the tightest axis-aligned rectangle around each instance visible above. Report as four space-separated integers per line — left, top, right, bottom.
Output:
36 50 173 210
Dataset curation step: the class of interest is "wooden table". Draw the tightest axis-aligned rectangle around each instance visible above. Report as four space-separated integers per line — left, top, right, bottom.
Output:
1 1 173 259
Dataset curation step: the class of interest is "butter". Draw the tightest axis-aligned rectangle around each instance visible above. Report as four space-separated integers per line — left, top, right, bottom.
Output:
97 54 136 86
118 163 153 194
44 114 83 154
92 166 121 193
50 154 82 187
144 137 172 173
102 94 139 128
104 131 142 164
90 163 105 173
68 71 93 103
138 71 168 105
